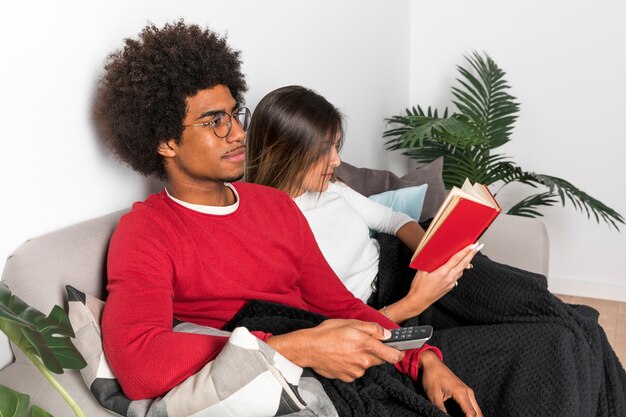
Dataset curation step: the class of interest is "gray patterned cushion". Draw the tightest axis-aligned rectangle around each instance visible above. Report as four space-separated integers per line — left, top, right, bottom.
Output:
66 286 334 417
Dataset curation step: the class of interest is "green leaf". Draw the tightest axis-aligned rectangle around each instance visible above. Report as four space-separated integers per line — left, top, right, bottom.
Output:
0 385 30 417
21 328 63 374
45 337 87 370
0 283 86 375
29 406 55 417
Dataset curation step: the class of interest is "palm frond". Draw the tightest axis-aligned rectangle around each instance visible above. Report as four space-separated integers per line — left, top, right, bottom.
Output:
382 52 623 230
383 112 477 151
497 170 624 230
507 192 560 217
440 148 509 188
451 52 519 149
489 161 542 190
404 144 447 165
534 174 624 230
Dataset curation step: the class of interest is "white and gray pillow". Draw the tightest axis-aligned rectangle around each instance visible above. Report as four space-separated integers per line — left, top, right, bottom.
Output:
66 286 335 417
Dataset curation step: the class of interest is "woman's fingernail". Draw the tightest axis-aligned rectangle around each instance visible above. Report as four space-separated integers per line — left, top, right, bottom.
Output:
469 242 479 250
383 329 391 339
475 243 485 251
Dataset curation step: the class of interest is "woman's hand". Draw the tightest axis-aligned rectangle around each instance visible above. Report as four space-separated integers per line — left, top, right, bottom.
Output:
419 350 483 417
382 243 482 323
266 319 404 382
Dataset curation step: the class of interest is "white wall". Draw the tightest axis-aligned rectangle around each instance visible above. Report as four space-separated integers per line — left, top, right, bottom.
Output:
0 0 412 273
408 0 626 300
0 0 411 368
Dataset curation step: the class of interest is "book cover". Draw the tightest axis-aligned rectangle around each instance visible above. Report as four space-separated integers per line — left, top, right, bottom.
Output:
409 180 501 272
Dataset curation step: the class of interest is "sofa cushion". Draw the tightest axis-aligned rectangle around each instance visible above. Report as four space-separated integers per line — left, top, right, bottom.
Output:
335 157 445 222
368 184 428 222
1 209 127 314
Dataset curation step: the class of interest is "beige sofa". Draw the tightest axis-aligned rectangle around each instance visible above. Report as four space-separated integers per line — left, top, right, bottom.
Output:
0 208 549 415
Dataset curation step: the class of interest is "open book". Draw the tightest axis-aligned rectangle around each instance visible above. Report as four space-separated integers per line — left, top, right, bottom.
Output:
410 179 501 272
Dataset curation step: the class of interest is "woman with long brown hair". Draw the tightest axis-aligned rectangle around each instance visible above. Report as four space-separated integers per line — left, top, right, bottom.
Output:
246 85 479 324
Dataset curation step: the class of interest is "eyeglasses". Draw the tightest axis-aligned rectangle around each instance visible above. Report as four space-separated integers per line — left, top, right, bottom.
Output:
183 107 251 138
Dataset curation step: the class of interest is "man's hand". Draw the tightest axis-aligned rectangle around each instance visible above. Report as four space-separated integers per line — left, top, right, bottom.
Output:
419 350 483 417
266 319 404 382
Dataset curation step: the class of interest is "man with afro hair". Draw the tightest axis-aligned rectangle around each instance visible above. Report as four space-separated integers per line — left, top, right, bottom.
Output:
97 21 481 416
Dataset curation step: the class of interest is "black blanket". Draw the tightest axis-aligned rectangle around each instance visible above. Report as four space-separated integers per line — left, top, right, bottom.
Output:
225 300 449 417
226 234 626 417
374 233 626 417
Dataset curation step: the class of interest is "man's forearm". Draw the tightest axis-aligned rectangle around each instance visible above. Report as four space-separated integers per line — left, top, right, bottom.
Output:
265 328 313 368
265 319 404 382
419 349 443 369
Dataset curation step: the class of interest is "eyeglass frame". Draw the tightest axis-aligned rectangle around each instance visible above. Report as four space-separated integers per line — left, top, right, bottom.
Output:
183 107 251 138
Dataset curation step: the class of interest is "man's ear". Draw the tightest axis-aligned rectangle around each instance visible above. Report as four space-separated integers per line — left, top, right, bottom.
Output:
157 139 177 157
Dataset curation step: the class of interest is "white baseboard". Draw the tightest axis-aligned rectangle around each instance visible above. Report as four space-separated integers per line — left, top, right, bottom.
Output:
548 275 626 302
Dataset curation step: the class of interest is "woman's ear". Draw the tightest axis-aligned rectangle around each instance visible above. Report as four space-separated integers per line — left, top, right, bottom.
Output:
157 139 177 157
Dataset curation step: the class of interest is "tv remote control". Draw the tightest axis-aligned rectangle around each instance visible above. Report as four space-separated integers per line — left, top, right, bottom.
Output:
383 325 433 350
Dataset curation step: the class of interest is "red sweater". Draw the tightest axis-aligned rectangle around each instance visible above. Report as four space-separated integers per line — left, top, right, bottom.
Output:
102 182 440 399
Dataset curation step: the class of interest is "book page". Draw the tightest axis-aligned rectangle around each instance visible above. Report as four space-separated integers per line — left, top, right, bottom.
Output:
459 180 494 207
471 183 497 207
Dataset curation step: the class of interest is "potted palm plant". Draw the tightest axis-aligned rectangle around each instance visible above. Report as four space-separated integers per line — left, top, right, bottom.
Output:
0 282 87 417
384 52 624 230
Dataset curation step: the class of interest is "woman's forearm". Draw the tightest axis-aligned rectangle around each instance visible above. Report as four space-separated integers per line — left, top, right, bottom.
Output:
395 221 425 253
379 290 430 324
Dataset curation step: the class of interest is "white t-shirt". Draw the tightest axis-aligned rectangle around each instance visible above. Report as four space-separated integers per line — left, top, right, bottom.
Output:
294 181 414 302
165 183 239 215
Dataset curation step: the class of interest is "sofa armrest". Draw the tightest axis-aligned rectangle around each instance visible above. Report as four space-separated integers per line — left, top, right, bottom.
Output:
479 214 549 277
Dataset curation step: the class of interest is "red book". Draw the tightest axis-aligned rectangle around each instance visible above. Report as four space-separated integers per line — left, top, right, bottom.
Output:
410 179 501 272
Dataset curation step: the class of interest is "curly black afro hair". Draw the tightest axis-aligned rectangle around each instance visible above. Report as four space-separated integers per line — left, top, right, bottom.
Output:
94 20 247 178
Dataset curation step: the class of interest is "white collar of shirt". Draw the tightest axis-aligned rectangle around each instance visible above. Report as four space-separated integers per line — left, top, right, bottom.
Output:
165 183 240 215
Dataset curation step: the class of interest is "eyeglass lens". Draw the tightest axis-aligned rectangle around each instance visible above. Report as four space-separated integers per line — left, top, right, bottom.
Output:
215 108 251 138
